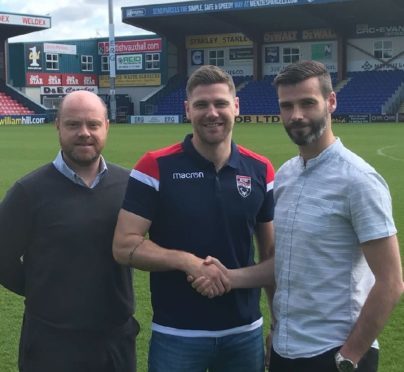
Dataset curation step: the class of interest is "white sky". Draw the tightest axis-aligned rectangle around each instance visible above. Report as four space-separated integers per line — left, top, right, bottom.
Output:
0 0 193 43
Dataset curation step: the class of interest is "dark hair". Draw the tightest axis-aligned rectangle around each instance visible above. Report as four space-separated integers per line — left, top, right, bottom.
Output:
273 60 333 98
186 65 236 98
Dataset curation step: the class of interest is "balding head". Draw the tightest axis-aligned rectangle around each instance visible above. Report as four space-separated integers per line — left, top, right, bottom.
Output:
57 91 108 121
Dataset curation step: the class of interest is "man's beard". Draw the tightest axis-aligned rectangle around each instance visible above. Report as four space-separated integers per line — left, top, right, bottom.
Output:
285 115 327 146
61 141 101 168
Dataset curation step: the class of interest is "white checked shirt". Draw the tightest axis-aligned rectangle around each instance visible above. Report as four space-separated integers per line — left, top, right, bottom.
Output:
272 138 396 358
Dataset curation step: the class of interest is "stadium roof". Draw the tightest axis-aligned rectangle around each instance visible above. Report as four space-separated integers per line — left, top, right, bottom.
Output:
0 11 51 40
122 0 404 45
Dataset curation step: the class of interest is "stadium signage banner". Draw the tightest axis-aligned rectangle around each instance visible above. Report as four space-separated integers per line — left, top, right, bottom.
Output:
44 43 77 55
333 114 370 123
124 0 344 17
191 50 204 65
235 115 281 124
99 73 161 87
0 115 48 125
264 28 336 42
61 74 95 86
26 44 43 71
186 33 252 48
302 28 336 40
356 23 404 37
226 68 249 76
265 47 280 63
356 60 404 72
229 48 253 60
265 31 298 42
129 115 180 124
26 73 97 86
0 13 50 28
312 43 332 60
98 39 162 55
116 54 143 70
370 114 396 122
333 114 397 123
40 86 99 95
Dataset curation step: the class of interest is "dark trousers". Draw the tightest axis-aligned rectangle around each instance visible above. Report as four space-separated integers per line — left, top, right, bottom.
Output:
269 346 378 372
18 313 139 372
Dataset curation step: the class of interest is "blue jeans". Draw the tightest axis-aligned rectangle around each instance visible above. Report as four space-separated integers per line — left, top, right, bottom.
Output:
148 326 264 372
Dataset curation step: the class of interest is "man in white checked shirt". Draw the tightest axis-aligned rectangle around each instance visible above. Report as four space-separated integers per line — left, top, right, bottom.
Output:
268 60 403 372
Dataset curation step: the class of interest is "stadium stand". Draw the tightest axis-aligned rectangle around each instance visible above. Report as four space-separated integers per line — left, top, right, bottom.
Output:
147 73 343 116
148 70 404 116
141 75 187 115
237 76 278 115
0 91 35 115
335 70 404 114
153 83 187 115
151 75 254 116
0 79 49 118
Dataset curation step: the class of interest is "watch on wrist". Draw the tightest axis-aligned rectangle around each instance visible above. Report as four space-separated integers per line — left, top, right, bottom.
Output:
335 352 358 372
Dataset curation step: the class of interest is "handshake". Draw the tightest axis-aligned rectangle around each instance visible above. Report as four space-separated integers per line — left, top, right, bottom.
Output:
185 253 273 299
186 256 233 299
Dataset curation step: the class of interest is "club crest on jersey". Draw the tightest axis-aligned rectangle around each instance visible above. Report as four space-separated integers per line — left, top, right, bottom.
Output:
236 175 251 197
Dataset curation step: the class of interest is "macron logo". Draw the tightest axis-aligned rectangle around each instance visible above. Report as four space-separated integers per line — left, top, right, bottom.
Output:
173 171 204 180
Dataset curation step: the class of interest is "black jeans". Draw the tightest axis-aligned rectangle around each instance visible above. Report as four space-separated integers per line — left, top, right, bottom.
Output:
269 346 378 372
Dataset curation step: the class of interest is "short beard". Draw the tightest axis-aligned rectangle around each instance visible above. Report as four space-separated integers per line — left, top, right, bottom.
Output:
286 116 327 146
62 149 101 168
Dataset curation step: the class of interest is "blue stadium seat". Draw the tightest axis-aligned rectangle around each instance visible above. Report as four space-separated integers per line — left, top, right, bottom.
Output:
335 70 404 114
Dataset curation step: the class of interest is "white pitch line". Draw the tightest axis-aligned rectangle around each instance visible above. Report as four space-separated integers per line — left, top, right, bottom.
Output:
377 145 404 162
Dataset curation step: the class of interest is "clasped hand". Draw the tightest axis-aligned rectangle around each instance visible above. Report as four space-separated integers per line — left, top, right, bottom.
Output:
187 256 231 299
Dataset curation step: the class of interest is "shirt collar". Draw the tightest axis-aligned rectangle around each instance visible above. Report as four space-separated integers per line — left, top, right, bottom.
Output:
52 150 108 188
182 134 240 170
299 137 341 169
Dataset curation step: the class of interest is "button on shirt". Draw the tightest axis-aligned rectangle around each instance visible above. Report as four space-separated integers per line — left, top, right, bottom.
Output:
272 138 396 358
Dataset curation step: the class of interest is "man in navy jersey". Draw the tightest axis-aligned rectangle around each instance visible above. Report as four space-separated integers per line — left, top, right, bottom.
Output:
113 65 275 372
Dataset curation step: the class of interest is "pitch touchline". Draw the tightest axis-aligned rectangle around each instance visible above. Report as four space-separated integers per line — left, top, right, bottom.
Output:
377 145 404 162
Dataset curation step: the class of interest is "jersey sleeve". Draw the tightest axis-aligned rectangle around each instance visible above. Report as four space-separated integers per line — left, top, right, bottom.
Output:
257 158 275 223
122 151 160 221
0 182 30 295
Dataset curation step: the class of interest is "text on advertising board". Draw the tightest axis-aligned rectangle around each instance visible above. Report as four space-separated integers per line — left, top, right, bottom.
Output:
98 39 162 55
26 73 97 86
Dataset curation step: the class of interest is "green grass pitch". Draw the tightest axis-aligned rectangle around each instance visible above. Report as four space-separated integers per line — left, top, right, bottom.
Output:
0 123 403 371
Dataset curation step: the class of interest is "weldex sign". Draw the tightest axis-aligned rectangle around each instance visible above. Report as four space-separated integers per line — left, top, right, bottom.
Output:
0 13 50 28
